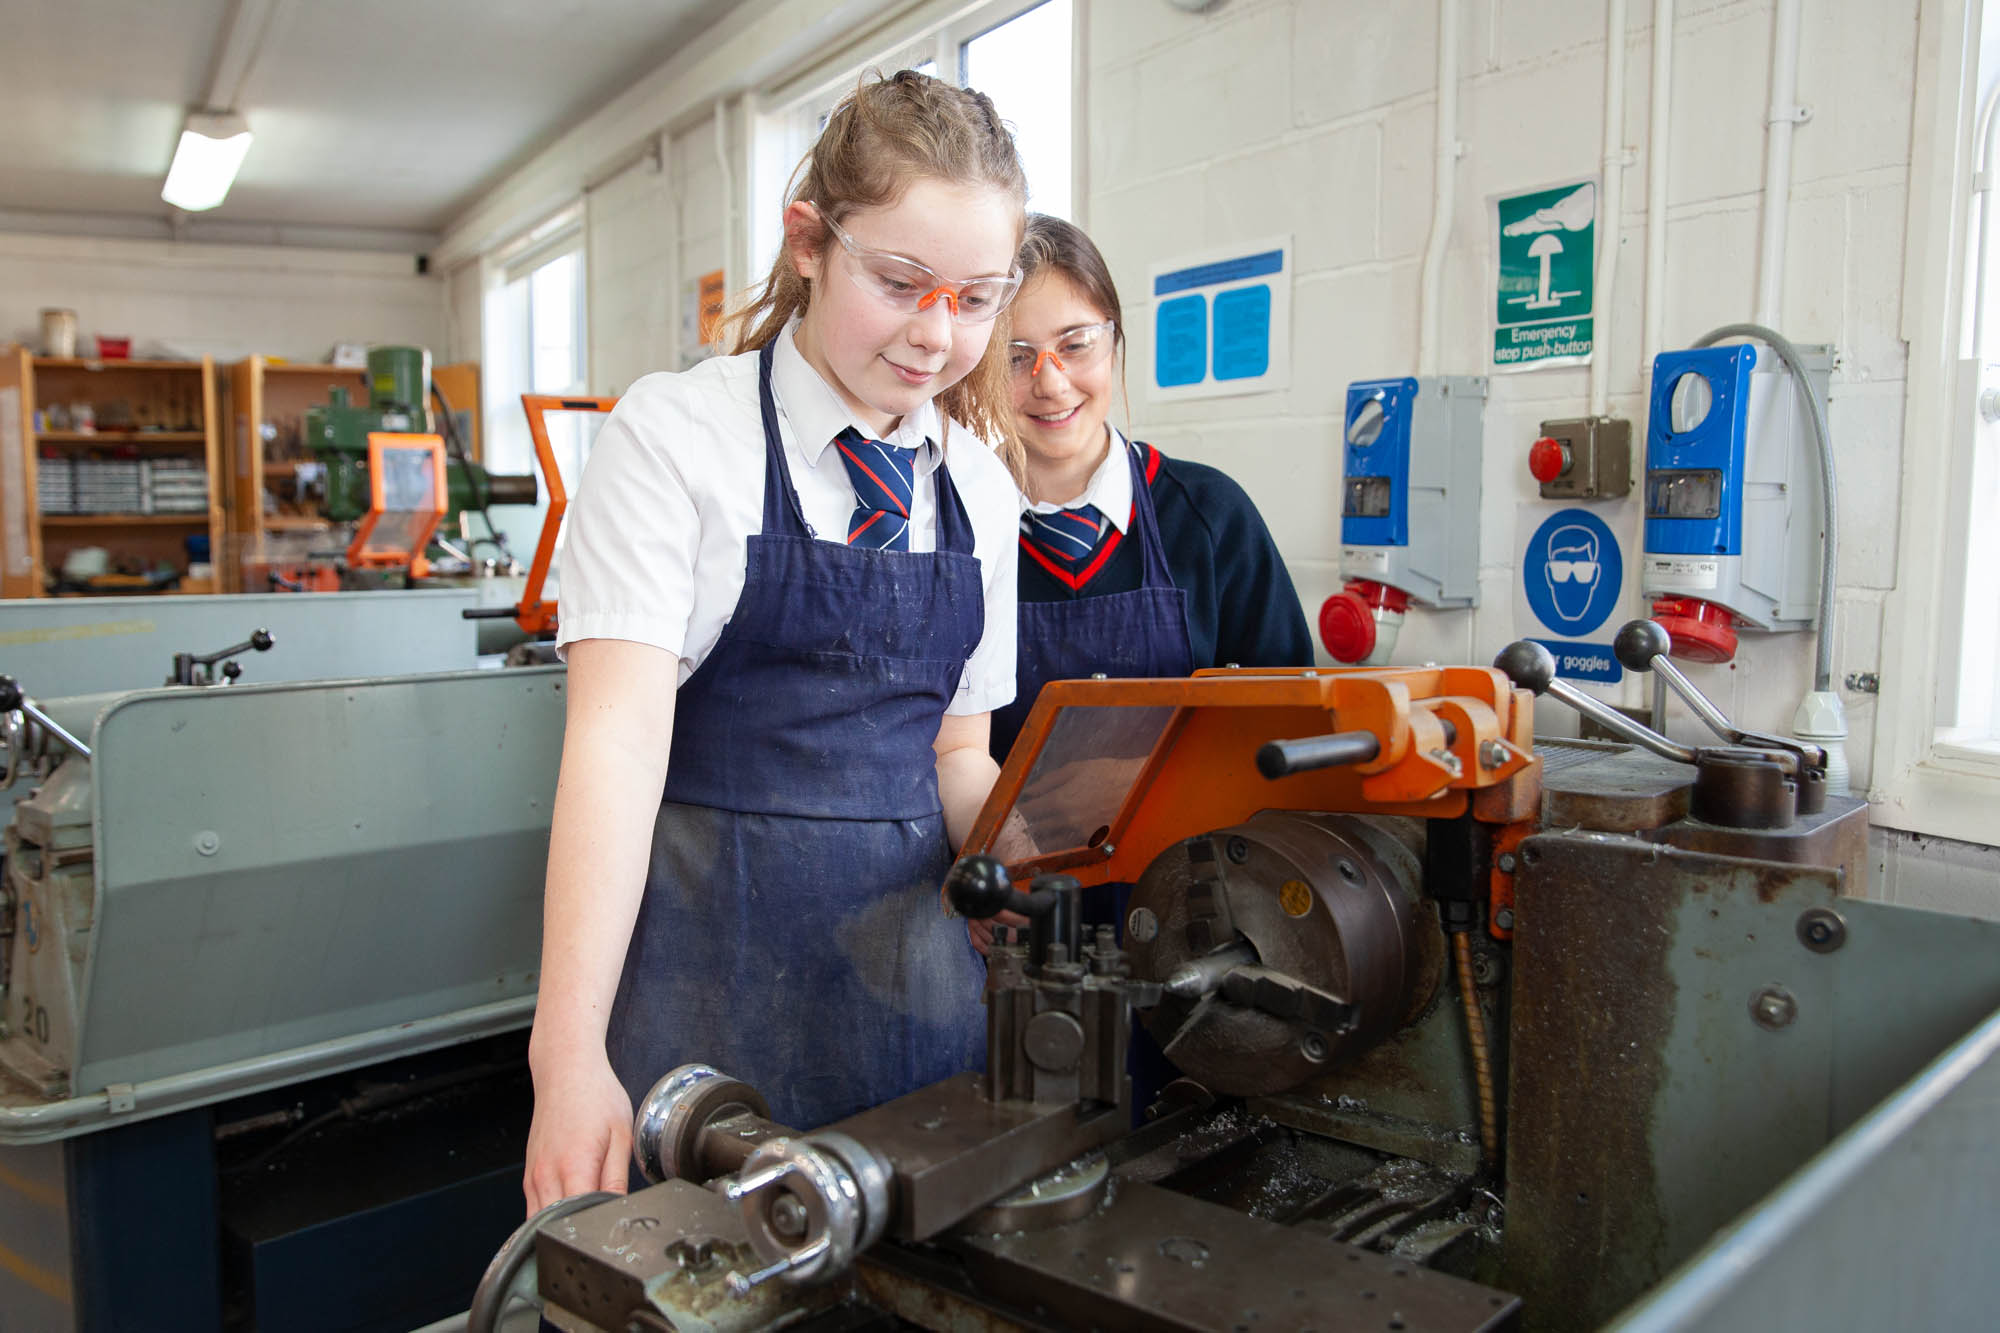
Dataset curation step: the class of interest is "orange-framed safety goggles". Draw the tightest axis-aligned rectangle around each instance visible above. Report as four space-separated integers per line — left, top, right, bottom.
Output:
1007 320 1118 381
810 202 1023 324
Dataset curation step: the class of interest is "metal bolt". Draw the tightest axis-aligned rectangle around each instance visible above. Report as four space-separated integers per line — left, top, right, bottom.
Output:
1226 836 1251 864
1843 671 1880 694
1299 1031 1331 1063
1496 852 1518 874
1432 749 1463 776
1494 907 1516 931
1751 985 1798 1030
1796 907 1847 954
1480 740 1510 769
193 830 221 856
1090 672 1108 680
769 1195 808 1240
1472 951 1503 987
1100 842 1116 857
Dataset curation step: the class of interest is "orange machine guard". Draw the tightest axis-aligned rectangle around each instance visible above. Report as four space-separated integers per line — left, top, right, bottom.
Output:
345 433 447 574
514 393 621 635
962 667 1541 893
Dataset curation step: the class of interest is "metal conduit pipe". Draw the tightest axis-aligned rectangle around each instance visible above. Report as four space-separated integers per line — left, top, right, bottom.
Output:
1643 0 1675 375
1968 79 2000 363
1417 0 1463 376
1754 0 1805 327
1589 0 1629 419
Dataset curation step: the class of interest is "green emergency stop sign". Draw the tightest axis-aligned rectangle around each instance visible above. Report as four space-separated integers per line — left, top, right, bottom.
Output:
1494 180 1596 369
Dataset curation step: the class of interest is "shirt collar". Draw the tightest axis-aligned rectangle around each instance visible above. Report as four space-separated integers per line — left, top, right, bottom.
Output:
771 318 942 475
1022 425 1133 533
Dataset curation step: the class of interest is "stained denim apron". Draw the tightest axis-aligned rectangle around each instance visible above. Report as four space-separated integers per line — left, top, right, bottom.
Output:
604 341 989 1134
991 439 1196 763
992 438 1195 1118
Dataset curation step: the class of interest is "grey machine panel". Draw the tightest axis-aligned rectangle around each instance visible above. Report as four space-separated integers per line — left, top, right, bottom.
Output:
0 589 482 696
0 666 562 1143
1612 1001 2000 1331
1503 830 2000 1329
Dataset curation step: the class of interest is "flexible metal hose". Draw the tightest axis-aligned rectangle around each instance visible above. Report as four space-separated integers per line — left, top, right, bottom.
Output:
468 1190 619 1333
1690 322 1838 692
1454 931 1501 1168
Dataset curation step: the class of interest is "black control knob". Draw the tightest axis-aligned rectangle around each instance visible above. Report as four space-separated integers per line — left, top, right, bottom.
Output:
1493 640 1556 696
944 855 1015 920
0 676 19 712
250 629 275 652
1614 619 1672 673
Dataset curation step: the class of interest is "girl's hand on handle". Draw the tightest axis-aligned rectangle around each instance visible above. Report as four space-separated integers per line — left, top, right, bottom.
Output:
523 1054 634 1215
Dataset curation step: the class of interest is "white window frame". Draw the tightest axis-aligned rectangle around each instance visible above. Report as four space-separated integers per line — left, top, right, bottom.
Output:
1871 0 2000 844
743 0 1085 289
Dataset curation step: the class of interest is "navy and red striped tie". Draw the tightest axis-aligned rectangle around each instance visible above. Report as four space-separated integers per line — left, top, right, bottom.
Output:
1021 503 1107 569
833 427 919 551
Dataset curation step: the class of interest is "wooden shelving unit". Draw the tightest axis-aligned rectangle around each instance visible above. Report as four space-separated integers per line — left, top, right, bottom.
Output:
222 357 482 593
221 357 366 591
0 348 224 598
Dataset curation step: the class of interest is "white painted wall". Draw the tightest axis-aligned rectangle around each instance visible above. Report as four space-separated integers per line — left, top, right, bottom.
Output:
0 233 443 363
449 0 1997 906
1089 0 1908 795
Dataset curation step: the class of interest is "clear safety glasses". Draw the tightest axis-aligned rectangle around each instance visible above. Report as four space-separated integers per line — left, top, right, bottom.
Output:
1007 321 1118 382
809 203 1022 325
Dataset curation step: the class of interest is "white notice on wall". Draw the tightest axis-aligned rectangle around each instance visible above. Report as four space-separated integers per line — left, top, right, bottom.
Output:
0 388 24 578
1148 239 1292 402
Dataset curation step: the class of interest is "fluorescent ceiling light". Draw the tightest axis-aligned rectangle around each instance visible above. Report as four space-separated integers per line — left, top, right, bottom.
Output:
161 111 253 212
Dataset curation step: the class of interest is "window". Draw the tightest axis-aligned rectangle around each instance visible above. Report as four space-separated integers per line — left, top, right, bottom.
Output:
483 209 588 561
1869 0 2000 843
750 0 1076 279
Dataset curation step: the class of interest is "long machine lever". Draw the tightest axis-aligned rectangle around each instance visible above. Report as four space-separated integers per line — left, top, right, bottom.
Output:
1614 620 1826 773
1491 641 1698 765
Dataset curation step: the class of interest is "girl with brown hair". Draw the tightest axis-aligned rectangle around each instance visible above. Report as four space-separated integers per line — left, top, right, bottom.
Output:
523 71 1029 1210
989 214 1311 771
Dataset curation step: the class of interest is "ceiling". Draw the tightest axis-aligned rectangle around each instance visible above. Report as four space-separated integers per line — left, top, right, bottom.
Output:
0 0 736 240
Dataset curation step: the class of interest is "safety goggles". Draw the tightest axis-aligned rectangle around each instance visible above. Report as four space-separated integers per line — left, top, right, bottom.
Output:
809 203 1022 325
1007 321 1118 381
1548 559 1599 583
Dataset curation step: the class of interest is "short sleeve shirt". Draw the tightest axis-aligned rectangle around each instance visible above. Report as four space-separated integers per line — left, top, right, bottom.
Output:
554 322 1019 716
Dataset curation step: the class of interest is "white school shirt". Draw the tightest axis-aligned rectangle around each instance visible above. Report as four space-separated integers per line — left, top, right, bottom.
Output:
1019 424 1134 534
555 322 1019 716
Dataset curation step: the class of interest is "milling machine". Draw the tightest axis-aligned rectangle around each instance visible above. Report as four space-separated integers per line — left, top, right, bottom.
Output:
475 624 2000 1332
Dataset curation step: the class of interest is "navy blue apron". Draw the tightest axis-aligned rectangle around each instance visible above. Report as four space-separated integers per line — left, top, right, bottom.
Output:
992 439 1196 762
604 341 989 1136
994 438 1195 1118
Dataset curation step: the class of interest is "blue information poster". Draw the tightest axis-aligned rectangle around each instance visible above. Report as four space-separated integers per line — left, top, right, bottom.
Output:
1149 238 1291 401
1514 504 1633 684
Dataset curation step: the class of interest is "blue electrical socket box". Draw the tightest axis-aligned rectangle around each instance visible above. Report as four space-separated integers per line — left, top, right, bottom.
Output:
1641 343 1829 630
1339 375 1485 608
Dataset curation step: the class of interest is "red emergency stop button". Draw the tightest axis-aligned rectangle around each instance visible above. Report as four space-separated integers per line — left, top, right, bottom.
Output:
1529 436 1570 483
1319 580 1408 663
1650 595 1739 664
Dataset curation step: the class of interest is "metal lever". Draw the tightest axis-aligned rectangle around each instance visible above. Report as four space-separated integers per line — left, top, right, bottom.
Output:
169 629 275 687
0 675 91 759
1492 641 1697 764
1614 620 1827 772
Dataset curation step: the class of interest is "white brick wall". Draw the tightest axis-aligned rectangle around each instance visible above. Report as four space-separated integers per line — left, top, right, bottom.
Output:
1092 0 1918 800
0 233 442 364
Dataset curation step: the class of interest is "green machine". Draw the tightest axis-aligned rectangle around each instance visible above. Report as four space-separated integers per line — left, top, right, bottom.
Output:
305 345 537 537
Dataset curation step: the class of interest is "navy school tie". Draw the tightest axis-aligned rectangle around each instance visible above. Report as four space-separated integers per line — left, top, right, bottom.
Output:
833 427 919 552
1021 502 1108 569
